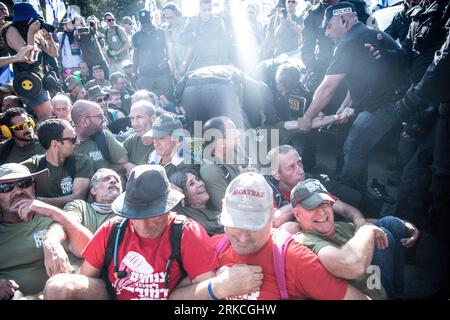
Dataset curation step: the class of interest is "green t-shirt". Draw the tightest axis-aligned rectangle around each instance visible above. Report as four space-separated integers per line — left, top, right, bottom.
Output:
75 129 128 172
0 139 45 165
62 200 115 268
21 154 94 198
123 133 154 165
105 25 129 63
0 216 53 295
63 199 115 235
175 205 223 236
294 222 387 300
200 158 240 211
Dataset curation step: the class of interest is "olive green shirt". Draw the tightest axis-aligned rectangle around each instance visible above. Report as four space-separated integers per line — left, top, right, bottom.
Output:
200 158 240 211
75 129 128 172
63 200 116 267
123 133 154 165
63 200 115 234
0 216 53 295
294 222 388 300
21 154 94 198
0 139 45 165
175 205 223 236
148 148 192 179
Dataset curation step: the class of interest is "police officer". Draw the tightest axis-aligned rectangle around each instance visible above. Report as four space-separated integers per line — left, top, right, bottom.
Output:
394 6 450 296
394 0 449 232
132 9 173 101
177 65 285 132
297 2 407 197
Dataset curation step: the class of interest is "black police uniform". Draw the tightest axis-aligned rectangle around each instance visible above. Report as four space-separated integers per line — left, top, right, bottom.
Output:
395 0 448 231
385 2 413 44
132 26 173 101
395 11 450 294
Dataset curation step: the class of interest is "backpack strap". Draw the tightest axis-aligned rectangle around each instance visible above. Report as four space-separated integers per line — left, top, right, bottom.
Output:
101 217 129 300
215 235 230 255
165 214 188 289
93 130 112 163
272 230 293 300
218 163 231 184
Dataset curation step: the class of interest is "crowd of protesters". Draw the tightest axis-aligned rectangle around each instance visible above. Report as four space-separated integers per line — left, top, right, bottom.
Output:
0 0 449 300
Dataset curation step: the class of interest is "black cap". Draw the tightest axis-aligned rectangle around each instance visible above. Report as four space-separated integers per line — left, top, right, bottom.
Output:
322 2 356 28
138 9 151 23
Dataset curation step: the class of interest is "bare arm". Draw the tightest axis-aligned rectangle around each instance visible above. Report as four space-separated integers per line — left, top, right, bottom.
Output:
13 199 93 257
298 74 346 132
169 265 264 300
79 260 102 278
332 200 366 230
272 203 294 228
317 224 388 280
343 283 371 300
38 177 90 208
0 45 34 68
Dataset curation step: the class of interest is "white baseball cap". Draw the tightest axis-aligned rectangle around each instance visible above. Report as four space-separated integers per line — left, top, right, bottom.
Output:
220 172 274 231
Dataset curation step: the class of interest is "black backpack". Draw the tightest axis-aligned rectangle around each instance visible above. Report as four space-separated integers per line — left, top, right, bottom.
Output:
101 215 188 299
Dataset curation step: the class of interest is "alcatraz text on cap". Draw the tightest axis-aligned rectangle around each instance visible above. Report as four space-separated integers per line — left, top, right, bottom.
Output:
332 7 352 16
232 188 265 197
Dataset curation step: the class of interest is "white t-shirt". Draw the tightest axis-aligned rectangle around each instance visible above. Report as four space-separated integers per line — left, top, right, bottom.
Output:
57 32 83 69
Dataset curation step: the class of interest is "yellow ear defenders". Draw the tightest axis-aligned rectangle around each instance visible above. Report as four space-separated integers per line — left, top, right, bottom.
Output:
0 117 35 139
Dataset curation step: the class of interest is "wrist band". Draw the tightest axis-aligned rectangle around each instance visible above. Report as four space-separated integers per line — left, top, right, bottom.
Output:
207 281 218 300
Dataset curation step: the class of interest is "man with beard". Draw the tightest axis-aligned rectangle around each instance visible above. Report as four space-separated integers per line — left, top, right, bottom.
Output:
48 168 123 274
0 163 92 299
71 100 133 175
266 145 368 231
0 108 45 165
21 119 94 208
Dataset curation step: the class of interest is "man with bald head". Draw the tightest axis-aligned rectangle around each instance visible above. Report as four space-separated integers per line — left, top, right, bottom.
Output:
71 100 133 175
123 100 156 167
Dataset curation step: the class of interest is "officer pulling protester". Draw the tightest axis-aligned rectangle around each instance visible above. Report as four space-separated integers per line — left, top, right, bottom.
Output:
297 2 408 199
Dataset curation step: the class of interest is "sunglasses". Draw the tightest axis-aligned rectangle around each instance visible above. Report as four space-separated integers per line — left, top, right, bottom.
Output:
0 177 33 194
9 119 34 131
106 18 115 22
58 135 78 144
287 0 297 3
96 97 106 103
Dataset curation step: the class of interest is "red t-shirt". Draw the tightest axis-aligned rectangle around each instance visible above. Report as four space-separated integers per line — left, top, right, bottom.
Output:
82 212 219 300
211 230 347 300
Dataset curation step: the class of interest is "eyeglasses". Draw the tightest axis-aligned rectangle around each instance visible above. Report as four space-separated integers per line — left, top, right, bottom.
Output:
96 97 106 103
9 119 34 131
57 135 78 144
0 177 33 194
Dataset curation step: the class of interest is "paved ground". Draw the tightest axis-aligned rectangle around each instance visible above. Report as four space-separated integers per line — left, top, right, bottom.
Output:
311 128 447 299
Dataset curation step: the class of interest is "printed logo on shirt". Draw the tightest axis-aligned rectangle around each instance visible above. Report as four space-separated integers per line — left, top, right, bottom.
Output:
216 266 260 300
60 176 73 195
89 150 103 162
33 230 47 248
113 251 169 300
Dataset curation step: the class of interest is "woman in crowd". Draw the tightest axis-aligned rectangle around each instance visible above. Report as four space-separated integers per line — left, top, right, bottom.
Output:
170 168 224 236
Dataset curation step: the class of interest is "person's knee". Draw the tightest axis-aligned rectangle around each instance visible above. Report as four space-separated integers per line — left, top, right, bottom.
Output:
44 274 109 300
378 216 407 240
